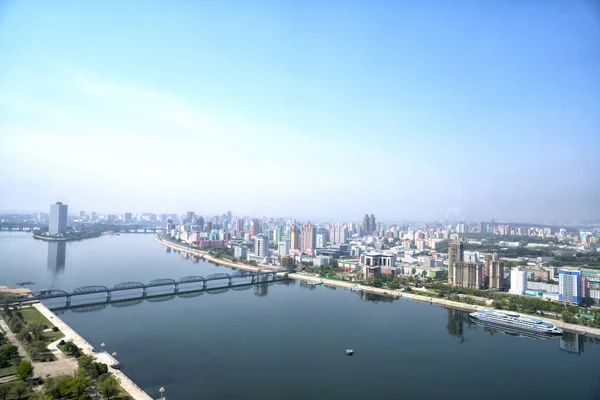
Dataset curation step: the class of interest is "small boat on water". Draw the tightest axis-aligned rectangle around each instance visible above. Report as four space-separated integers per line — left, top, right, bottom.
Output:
346 349 354 356
349 285 362 292
308 279 323 286
16 281 35 286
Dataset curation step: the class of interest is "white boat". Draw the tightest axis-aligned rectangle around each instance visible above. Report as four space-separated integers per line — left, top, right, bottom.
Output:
470 309 563 335
308 279 323 286
346 349 354 356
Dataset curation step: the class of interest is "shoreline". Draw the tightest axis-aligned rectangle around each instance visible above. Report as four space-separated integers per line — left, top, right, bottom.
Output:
155 233 600 338
32 232 104 242
32 302 153 400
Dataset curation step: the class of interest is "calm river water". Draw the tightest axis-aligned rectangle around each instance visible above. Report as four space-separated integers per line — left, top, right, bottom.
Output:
1 232 599 400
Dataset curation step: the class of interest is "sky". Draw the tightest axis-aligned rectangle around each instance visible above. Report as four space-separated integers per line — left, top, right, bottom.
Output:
0 0 599 223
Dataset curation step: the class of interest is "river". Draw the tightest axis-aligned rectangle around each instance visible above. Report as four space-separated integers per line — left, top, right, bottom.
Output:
1 232 599 399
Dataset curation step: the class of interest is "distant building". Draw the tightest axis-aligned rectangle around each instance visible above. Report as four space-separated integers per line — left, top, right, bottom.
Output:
124 212 133 222
363 214 370 236
316 233 328 248
333 226 348 244
255 235 269 257
278 241 290 257
559 269 582 304
301 223 315 252
485 254 504 290
233 245 247 259
452 262 483 289
273 226 282 244
290 227 301 250
49 202 68 235
236 218 244 234
447 236 464 285
250 219 261 236
197 216 205 232
509 268 527 295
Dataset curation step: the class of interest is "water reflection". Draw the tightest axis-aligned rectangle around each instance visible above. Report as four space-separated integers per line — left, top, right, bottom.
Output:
254 275 269 297
446 309 474 343
47 241 66 275
560 332 585 355
359 291 394 303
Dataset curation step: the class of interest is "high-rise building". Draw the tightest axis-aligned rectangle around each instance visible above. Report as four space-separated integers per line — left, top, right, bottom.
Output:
509 268 527 295
363 214 370 236
250 219 261 236
273 226 283 244
452 262 483 289
301 223 316 252
79 210 85 218
91 212 97 221
290 227 301 250
197 216 204 231
186 211 195 223
278 241 290 257
49 202 68 235
447 236 464 284
485 254 504 290
124 212 133 222
559 269 582 304
333 226 348 244
166 217 173 232
206 221 213 232
316 233 328 248
369 214 376 235
236 218 244 234
255 235 268 257
582 277 589 300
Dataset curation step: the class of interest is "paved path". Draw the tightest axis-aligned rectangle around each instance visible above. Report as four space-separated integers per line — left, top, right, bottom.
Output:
33 303 153 400
0 316 31 361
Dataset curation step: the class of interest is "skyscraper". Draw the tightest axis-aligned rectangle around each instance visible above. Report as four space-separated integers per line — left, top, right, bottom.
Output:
509 268 527 295
452 262 483 289
273 226 283 244
236 218 244 234
369 214 376 235
197 216 205 232
278 241 290 257
250 219 261 236
301 223 315 252
49 202 68 235
255 235 268 257
290 227 301 250
363 214 370 236
559 269 582 303
485 254 504 290
447 236 464 284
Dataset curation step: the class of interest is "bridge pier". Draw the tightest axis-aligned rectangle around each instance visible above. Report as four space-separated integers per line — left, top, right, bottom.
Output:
202 281 207 290
106 291 112 302
142 287 147 297
174 283 179 294
66 295 71 308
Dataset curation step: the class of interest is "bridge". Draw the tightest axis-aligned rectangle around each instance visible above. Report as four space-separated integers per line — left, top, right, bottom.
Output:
14 268 295 307
0 223 164 233
49 279 296 313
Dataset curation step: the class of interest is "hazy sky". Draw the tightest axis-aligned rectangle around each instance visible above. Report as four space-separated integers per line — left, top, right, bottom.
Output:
0 1 598 222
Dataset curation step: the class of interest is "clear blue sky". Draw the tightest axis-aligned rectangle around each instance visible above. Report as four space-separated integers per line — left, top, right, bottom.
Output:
0 0 598 222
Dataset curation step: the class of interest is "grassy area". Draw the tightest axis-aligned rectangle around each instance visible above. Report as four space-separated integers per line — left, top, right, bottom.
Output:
0 366 16 378
44 330 65 342
19 307 54 329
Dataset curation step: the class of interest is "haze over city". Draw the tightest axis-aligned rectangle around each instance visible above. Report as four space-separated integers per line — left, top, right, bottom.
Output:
0 0 599 222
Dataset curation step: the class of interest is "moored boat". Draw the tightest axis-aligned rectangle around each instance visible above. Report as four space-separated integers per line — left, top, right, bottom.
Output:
470 309 563 335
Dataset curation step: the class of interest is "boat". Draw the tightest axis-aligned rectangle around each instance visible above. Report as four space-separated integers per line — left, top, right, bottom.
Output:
346 349 354 356
469 309 563 335
471 319 555 340
308 280 322 286
349 285 362 292
16 281 35 286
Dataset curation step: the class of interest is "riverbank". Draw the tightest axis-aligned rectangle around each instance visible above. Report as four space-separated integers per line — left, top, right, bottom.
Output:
33 303 153 400
154 233 600 338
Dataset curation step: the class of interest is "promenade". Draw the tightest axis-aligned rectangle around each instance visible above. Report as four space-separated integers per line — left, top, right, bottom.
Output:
33 303 153 400
155 234 600 338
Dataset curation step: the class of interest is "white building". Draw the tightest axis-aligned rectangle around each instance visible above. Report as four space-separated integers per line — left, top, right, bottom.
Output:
509 268 527 295
255 235 269 257
49 202 68 235
278 240 290 256
233 245 247 259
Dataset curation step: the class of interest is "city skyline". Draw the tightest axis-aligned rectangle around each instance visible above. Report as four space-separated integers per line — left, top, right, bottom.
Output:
0 1 599 222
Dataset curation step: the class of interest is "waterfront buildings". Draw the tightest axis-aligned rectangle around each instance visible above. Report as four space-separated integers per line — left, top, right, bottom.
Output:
509 268 527 295
234 245 247 259
558 269 582 304
49 202 68 234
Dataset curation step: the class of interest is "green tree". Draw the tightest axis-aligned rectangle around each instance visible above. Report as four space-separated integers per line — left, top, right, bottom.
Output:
29 323 45 341
411 268 417 275
11 381 29 400
15 360 34 381
0 383 11 400
99 375 119 399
